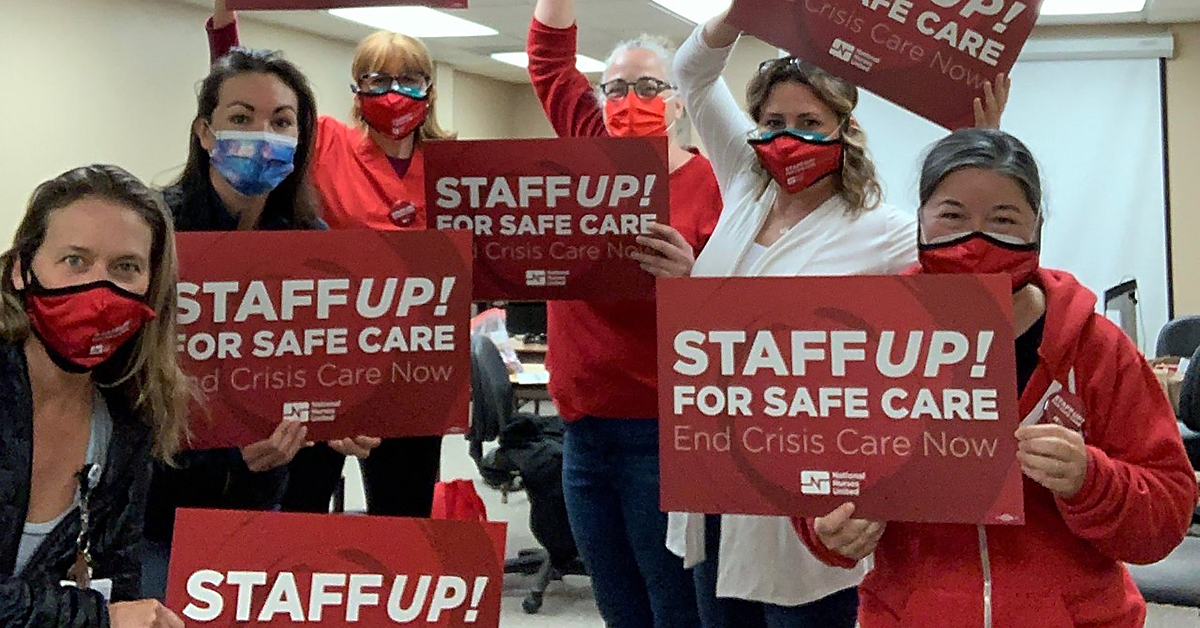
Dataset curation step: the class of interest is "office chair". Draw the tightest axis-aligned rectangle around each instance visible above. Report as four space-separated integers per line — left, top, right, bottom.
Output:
468 334 586 614
1156 316 1200 359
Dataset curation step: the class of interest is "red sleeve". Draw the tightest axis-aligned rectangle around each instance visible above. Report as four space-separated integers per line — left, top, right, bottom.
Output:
207 15 241 66
526 18 607 139
1055 331 1198 565
791 517 860 569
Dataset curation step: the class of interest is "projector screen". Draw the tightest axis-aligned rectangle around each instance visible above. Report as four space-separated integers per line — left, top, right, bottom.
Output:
854 57 1169 354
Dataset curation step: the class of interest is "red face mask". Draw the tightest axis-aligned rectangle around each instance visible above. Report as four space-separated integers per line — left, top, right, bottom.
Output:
24 276 156 373
749 130 844 194
358 90 429 141
918 232 1041 291
604 93 669 138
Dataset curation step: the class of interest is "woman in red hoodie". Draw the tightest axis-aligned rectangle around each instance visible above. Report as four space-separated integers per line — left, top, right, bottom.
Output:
799 128 1198 628
525 1 723 626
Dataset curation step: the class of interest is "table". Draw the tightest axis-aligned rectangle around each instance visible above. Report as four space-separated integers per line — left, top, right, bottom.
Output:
510 363 551 413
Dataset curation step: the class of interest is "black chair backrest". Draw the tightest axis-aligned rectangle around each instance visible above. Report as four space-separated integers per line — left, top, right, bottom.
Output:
1178 343 1200 433
469 334 514 454
1156 316 1200 358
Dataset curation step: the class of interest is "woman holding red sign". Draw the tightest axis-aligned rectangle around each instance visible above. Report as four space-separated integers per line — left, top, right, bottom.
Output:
523 0 724 626
140 47 384 602
205 0 448 520
799 129 1197 628
0 165 188 628
671 5 1008 628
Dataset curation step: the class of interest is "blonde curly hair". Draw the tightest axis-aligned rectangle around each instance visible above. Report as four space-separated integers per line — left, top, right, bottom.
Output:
747 58 882 213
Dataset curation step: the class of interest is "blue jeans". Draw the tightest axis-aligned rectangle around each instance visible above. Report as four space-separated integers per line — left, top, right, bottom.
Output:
693 515 858 628
563 417 700 628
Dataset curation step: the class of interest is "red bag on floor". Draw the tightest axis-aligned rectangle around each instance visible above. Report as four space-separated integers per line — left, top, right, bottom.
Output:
431 479 488 521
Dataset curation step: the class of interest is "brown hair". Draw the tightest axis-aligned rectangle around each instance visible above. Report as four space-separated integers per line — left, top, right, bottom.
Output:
747 58 882 213
0 165 191 461
350 31 455 142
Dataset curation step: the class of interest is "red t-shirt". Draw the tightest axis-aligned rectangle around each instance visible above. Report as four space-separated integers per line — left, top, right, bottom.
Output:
528 18 723 420
208 18 426 230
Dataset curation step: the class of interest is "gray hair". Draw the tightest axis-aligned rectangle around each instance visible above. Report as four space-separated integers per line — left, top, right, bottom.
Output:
598 34 691 144
919 129 1043 217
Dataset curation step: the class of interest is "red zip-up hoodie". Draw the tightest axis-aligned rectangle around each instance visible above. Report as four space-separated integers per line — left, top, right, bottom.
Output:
798 268 1197 628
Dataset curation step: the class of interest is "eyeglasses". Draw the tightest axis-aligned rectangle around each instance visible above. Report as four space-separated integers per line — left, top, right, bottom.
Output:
756 56 824 76
598 77 675 101
355 72 431 96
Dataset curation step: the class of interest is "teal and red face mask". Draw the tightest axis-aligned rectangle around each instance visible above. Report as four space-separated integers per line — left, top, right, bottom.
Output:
748 129 844 194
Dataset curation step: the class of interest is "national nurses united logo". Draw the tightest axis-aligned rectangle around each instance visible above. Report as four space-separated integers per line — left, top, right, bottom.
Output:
829 38 881 72
800 470 832 495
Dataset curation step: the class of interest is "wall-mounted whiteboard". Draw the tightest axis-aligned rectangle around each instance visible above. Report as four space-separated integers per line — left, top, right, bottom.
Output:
855 57 1169 353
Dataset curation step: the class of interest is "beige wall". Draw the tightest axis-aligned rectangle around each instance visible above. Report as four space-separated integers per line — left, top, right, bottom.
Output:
1167 23 1200 315
0 0 519 243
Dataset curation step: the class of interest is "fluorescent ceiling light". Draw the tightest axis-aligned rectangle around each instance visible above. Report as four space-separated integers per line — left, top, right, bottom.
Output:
1039 0 1146 15
328 7 498 38
650 0 730 25
491 52 606 73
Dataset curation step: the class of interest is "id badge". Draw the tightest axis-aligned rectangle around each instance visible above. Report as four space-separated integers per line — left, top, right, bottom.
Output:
1040 390 1085 432
59 578 113 602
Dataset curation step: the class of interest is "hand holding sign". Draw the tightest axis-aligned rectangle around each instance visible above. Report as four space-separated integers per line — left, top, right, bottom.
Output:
1015 423 1089 499
632 223 696 278
972 73 1011 128
725 0 1040 128
240 420 308 472
813 502 887 561
109 600 185 628
225 0 468 10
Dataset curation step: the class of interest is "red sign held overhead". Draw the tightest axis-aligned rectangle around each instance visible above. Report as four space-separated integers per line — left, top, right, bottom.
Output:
226 0 468 10
166 509 506 627
175 229 472 448
657 274 1025 525
727 0 1042 129
425 137 670 301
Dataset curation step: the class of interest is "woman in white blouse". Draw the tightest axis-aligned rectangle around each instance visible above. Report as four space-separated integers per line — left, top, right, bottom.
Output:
665 4 1008 627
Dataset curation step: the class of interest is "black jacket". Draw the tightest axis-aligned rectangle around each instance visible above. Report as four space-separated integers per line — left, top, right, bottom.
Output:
0 342 153 626
143 182 324 543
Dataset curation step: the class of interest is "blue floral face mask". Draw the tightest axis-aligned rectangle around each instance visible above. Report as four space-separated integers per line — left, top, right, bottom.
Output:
209 130 298 196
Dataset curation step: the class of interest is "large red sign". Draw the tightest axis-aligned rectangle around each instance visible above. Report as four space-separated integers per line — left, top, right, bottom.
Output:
658 274 1025 525
424 137 670 301
166 509 505 627
227 1 467 9
727 0 1041 129
175 230 472 448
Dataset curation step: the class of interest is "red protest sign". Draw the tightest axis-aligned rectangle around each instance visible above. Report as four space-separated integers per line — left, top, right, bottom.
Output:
176 229 472 448
425 137 669 301
166 509 505 627
658 274 1024 525
727 0 1041 129
227 0 467 9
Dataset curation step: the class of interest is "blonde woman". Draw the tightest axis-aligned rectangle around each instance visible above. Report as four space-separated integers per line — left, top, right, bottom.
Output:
0 165 189 627
668 4 1008 626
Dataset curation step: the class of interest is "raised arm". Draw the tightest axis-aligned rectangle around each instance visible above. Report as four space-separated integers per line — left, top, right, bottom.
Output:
208 0 241 65
526 0 606 138
675 16 757 194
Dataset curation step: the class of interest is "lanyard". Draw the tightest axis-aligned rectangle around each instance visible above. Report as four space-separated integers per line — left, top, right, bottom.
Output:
66 463 101 588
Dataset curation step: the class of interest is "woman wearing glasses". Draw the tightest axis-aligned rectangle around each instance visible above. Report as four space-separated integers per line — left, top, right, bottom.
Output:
522 0 723 626
204 0 450 519
669 4 1008 628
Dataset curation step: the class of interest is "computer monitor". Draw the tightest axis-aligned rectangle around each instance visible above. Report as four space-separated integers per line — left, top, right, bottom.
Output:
505 302 548 340
1103 279 1138 348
